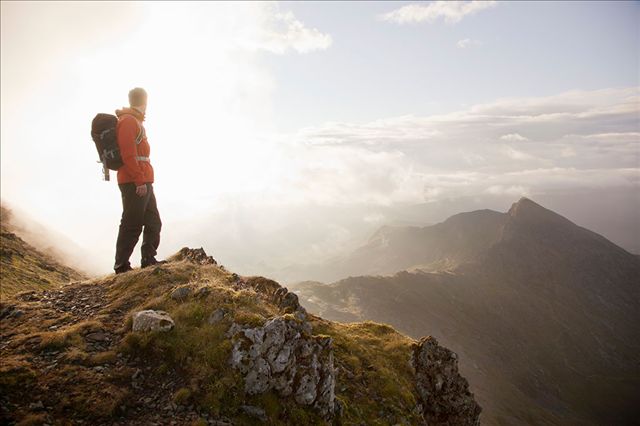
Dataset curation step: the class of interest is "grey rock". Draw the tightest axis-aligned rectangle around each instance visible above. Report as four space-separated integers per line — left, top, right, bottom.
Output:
85 331 107 342
10 309 24 319
132 310 174 332
225 322 243 338
195 286 211 298
28 401 44 411
170 285 194 301
244 358 271 394
229 315 335 419
294 374 317 405
0 304 23 319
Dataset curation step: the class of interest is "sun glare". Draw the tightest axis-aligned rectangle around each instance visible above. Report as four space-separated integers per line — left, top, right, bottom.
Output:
69 2 282 208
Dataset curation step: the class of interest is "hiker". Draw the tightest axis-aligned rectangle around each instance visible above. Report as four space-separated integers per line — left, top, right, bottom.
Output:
113 87 165 274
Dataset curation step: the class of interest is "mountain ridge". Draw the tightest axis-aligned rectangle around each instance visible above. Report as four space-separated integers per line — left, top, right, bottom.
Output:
0 241 481 425
290 197 640 425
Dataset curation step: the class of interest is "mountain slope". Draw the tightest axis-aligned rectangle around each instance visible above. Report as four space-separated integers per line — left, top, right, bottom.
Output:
291 197 640 425
0 247 480 425
1 206 86 298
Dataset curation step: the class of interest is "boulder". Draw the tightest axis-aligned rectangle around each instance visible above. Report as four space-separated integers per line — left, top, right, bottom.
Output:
170 285 194 301
410 336 481 425
132 310 175 332
229 316 336 419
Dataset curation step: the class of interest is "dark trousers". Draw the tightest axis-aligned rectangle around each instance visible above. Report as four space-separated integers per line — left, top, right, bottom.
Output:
114 182 162 271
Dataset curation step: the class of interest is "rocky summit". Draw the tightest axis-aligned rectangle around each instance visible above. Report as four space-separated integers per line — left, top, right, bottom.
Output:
0 243 480 425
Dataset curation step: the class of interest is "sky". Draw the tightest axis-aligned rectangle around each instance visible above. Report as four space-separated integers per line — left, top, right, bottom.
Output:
1 1 639 279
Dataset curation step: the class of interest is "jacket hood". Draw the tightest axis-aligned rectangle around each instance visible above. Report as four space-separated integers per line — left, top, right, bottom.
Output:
115 107 145 122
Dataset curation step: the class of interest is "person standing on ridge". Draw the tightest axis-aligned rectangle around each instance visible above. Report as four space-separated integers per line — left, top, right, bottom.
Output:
113 87 165 274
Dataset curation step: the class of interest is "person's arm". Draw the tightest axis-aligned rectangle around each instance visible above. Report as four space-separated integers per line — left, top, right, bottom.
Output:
117 117 145 187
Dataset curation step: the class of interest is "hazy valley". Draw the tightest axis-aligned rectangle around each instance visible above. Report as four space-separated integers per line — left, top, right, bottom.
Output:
290 197 640 425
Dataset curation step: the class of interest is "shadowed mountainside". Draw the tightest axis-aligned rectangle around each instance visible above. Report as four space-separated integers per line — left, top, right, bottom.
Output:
291 197 640 425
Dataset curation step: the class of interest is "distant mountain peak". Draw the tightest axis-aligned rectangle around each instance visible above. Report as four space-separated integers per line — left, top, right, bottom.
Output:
508 197 541 215
507 197 570 226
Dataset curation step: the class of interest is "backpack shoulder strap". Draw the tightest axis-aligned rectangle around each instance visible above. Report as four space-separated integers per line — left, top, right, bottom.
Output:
117 113 145 145
135 122 145 145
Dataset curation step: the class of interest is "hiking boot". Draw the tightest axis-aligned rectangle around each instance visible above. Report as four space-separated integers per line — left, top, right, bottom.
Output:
141 257 167 268
115 265 133 274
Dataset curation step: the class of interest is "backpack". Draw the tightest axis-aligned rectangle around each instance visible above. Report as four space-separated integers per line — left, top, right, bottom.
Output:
91 113 143 180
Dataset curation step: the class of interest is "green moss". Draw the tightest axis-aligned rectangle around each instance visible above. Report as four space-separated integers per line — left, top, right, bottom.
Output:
233 310 266 327
310 319 423 424
173 387 192 405
287 405 319 424
253 391 282 418
200 373 244 416
173 301 208 327
155 363 169 375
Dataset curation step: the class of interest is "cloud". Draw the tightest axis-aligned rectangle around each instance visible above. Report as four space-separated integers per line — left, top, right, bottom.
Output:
500 133 528 141
0 1 333 274
283 87 639 206
381 1 498 25
456 38 482 48
484 185 530 196
363 213 385 224
501 145 537 161
240 6 332 54
3 3 638 277
560 146 577 158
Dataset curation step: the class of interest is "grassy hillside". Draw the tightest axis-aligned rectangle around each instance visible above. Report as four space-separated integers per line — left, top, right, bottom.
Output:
0 248 478 425
1 206 86 298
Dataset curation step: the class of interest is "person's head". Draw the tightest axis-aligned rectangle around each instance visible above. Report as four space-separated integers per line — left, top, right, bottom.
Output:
128 87 148 113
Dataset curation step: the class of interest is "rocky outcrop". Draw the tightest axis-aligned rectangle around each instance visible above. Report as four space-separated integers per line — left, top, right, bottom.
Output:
228 315 336 419
244 276 308 318
132 310 175 332
411 336 481 425
170 247 218 265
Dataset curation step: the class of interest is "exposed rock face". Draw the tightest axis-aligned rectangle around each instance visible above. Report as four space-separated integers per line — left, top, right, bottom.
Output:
132 310 175 332
411 336 481 426
228 316 336 419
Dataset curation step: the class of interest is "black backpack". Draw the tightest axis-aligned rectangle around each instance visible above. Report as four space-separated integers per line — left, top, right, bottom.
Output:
91 113 143 180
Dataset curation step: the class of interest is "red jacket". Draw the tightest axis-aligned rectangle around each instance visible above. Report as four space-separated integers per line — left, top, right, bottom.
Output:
115 107 154 187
